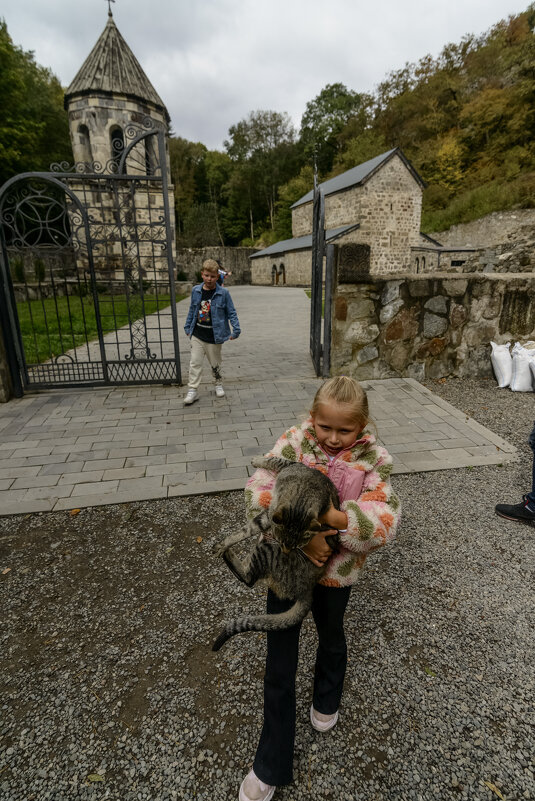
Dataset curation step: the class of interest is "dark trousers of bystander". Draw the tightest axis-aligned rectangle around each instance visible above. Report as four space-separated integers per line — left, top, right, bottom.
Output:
252 583 352 787
528 422 535 504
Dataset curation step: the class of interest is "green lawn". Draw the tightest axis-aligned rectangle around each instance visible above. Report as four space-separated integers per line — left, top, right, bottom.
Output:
16 292 186 364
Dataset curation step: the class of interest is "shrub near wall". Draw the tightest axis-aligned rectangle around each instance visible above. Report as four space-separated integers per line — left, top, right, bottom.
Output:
331 273 535 381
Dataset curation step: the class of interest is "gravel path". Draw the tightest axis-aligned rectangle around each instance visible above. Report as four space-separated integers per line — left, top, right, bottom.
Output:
1 377 534 801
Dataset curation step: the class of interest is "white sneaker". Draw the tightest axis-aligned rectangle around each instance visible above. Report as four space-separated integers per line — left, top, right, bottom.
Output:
215 384 225 398
239 770 275 801
183 389 198 405
310 705 339 732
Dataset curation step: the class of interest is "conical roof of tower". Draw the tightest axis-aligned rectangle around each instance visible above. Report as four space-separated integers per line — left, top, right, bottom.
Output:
64 11 170 122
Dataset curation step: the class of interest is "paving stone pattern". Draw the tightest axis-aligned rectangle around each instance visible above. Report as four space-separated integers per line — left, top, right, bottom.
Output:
0 287 515 516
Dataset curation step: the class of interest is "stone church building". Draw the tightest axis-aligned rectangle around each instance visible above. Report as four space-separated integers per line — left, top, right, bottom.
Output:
250 148 436 285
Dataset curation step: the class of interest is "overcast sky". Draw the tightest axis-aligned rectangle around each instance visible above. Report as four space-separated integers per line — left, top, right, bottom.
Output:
2 0 528 150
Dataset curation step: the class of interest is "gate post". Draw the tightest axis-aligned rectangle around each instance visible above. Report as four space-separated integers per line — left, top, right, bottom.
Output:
0 320 14 402
0 235 22 400
322 243 336 378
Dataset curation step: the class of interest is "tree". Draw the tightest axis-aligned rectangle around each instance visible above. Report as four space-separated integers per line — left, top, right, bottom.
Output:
168 137 208 235
300 83 367 174
332 131 388 175
430 134 465 190
205 150 232 246
0 21 71 185
273 166 314 240
180 203 220 248
225 110 298 238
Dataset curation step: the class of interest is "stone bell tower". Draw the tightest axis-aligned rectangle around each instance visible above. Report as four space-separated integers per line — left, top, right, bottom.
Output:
64 5 170 171
63 5 176 282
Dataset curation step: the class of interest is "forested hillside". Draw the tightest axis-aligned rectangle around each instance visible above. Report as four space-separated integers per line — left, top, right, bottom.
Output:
173 4 535 245
1 6 534 244
0 22 71 186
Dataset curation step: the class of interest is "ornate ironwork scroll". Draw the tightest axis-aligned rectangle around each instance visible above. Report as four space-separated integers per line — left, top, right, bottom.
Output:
0 119 181 390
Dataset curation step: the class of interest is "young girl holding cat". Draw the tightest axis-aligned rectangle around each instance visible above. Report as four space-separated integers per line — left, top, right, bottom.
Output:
239 375 400 801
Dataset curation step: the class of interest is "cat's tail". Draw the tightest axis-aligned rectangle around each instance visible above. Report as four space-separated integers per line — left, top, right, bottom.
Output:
212 598 310 652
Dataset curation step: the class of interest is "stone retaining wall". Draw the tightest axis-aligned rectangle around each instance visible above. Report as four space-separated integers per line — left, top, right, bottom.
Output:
331 272 535 381
177 247 256 284
431 209 535 248
10 280 192 302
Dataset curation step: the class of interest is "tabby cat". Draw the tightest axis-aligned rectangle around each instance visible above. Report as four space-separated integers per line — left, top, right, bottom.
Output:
212 456 340 651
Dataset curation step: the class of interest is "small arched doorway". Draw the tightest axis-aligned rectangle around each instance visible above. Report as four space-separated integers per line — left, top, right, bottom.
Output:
279 263 286 285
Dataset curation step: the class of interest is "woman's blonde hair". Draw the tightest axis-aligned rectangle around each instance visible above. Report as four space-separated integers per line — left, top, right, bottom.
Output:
311 375 370 430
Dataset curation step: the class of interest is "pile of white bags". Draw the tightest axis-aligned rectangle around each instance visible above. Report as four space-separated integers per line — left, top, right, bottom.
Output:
490 341 535 392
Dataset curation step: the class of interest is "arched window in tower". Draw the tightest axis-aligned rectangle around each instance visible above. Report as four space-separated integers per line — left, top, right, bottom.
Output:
110 126 125 171
78 124 93 168
145 136 158 176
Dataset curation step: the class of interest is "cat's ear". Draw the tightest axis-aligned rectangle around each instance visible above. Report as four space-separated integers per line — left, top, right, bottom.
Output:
308 518 323 532
272 505 288 525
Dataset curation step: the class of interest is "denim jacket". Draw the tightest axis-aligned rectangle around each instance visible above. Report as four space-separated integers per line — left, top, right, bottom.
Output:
184 283 241 344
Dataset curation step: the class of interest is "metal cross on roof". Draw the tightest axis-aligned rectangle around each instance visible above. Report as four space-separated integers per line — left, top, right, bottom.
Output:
106 0 115 15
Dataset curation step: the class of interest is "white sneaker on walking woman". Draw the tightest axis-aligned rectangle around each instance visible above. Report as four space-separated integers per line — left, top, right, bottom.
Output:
239 769 275 801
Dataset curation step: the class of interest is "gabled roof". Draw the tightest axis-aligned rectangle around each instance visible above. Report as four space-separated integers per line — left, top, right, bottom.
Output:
250 224 360 259
291 148 425 208
64 12 169 121
420 232 443 247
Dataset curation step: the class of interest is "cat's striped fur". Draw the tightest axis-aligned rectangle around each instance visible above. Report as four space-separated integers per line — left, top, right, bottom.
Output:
212 457 340 651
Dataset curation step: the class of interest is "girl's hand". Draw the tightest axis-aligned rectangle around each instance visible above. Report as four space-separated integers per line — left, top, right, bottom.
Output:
319 504 348 532
302 531 334 567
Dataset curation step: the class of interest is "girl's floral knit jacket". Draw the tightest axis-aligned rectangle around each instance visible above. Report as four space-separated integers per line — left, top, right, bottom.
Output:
244 419 401 588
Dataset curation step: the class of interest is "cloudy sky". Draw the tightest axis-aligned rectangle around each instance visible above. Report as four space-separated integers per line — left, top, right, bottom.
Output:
2 0 528 150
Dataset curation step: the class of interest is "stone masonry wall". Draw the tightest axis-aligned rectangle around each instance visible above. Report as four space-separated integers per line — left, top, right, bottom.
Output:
331 272 535 381
411 222 535 275
431 209 535 248
291 203 314 238
177 247 256 285
251 250 311 285
291 153 422 274
68 95 168 172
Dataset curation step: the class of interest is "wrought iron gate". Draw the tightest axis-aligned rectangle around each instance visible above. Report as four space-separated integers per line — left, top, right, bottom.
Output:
310 186 334 378
0 119 181 395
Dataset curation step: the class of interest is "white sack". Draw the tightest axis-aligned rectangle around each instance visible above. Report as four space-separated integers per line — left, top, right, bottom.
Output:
510 342 535 392
490 341 512 388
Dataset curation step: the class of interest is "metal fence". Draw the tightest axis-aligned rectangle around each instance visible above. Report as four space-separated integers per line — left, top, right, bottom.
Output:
0 120 181 395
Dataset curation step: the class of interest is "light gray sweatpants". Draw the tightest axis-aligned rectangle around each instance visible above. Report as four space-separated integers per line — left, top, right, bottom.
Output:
187 337 223 389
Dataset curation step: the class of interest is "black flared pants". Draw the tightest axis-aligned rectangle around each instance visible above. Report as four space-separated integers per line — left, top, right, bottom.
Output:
252 583 352 787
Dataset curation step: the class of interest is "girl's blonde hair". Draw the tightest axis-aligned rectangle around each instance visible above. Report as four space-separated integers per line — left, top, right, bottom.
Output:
311 375 370 430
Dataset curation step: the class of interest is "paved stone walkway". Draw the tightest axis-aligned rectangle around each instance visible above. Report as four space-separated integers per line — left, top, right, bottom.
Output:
0 286 516 516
